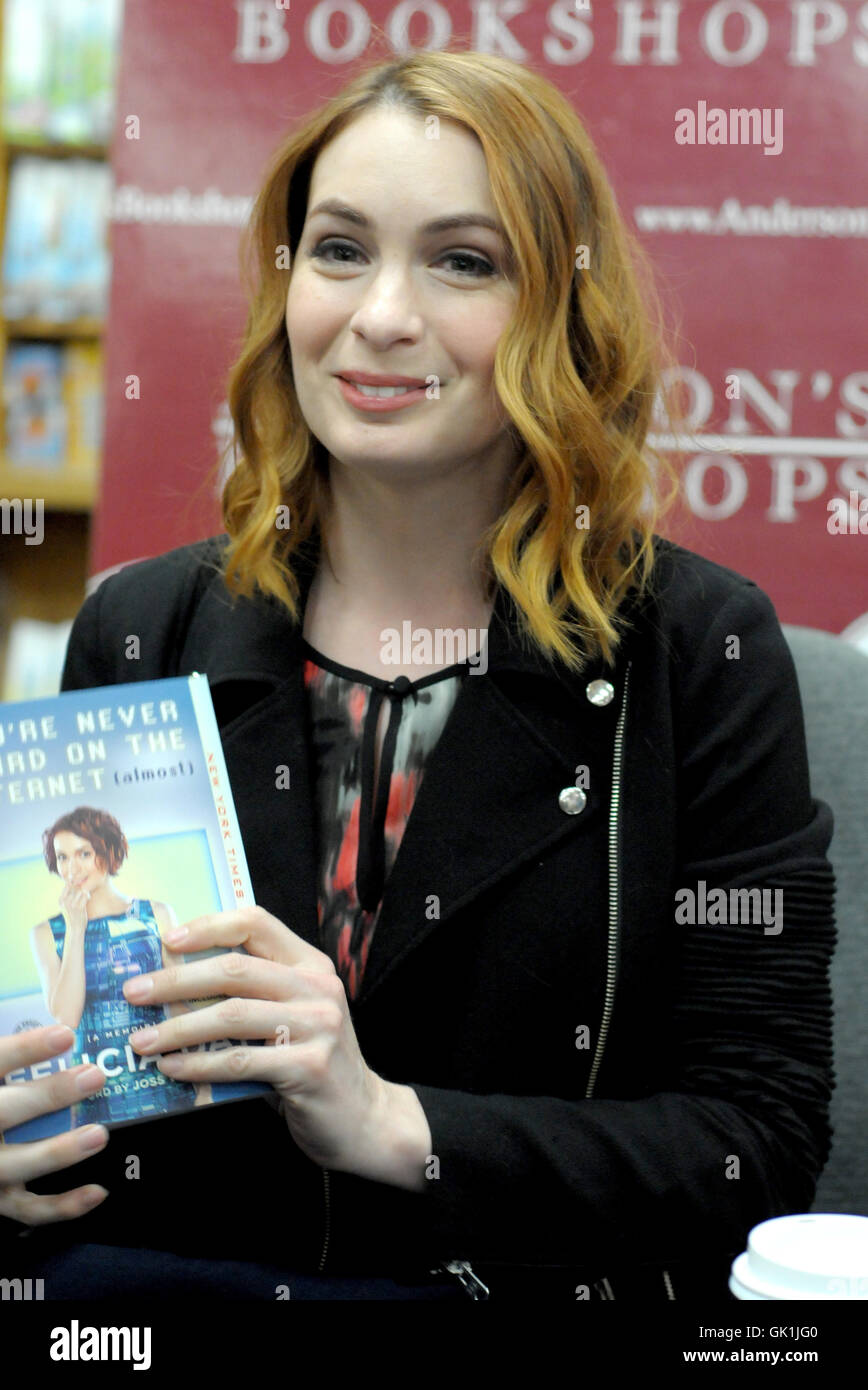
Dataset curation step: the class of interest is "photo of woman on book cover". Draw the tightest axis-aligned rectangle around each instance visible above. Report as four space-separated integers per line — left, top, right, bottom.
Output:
29 805 212 1128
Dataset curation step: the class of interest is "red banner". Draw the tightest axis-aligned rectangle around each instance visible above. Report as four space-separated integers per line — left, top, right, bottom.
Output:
94 1 868 634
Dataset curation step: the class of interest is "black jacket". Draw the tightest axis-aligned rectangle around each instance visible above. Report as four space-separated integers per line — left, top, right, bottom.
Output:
4 532 836 1300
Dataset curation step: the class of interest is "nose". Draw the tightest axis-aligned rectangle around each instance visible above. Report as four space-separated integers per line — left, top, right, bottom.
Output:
347 264 425 344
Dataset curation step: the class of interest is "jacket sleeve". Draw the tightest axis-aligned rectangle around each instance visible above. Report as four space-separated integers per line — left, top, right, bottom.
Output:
322 578 837 1273
59 570 116 691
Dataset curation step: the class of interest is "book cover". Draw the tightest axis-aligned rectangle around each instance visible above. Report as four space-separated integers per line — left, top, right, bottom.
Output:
2 157 50 319
1 0 51 139
2 342 67 468
62 340 104 478
2 0 122 146
0 673 270 1143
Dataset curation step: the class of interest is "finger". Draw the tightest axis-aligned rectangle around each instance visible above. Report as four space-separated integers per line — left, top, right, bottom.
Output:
122 950 340 1009
162 905 330 971
0 1119 109 1187
0 1025 76 1081
155 1039 327 1090
1 1061 107 1135
129 996 341 1056
0 1182 108 1227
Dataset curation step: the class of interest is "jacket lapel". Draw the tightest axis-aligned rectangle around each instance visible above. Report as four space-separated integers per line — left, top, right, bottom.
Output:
179 539 626 1008
354 662 616 1008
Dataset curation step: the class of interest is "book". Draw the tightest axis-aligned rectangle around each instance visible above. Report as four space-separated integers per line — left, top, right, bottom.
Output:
2 0 122 146
0 673 270 1143
62 340 105 477
2 157 111 321
1 340 104 475
2 342 67 468
1 617 74 703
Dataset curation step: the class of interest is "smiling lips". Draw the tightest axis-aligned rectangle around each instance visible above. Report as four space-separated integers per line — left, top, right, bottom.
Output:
336 373 433 412
338 371 428 386
352 383 417 397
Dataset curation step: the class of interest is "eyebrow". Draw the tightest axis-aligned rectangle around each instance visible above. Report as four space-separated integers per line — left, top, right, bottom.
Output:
306 198 505 238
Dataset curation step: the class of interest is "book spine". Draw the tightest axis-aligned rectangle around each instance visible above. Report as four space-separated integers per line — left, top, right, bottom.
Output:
186 672 255 909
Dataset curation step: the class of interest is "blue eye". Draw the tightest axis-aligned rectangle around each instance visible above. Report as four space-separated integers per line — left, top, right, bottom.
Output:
308 238 495 278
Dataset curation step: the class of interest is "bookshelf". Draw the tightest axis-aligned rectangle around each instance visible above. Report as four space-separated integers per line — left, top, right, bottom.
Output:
0 0 118 694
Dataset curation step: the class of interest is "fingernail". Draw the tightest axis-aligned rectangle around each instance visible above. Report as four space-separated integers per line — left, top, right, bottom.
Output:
78 1125 107 1151
75 1066 105 1094
129 1028 159 1050
47 1026 73 1046
164 927 188 945
124 978 152 999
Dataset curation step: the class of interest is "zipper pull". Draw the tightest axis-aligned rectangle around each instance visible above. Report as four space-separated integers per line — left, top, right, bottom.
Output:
438 1259 490 1300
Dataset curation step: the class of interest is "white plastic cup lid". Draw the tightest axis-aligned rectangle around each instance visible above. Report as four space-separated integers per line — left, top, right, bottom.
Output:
730 1213 868 1299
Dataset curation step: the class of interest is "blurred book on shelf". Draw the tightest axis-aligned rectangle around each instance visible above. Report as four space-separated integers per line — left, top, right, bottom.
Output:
62 340 104 474
2 339 103 475
2 156 111 320
2 342 66 466
2 0 122 146
2 616 73 701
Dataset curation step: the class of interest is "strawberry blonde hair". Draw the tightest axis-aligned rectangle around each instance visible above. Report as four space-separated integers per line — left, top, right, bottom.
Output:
218 47 688 673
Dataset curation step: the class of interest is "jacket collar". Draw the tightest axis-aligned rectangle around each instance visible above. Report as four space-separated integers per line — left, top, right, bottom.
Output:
185 533 634 1009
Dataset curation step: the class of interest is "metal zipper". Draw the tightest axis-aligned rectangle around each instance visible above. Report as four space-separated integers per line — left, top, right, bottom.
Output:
317 1163 487 1297
584 660 631 1100
317 1167 331 1272
315 665 631 1288
433 1260 490 1300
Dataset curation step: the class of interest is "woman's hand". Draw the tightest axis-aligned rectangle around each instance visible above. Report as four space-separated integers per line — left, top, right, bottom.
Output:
0 1026 108 1226
58 881 89 935
122 907 431 1189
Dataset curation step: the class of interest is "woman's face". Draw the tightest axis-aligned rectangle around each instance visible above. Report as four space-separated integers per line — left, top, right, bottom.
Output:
53 832 107 891
285 107 520 484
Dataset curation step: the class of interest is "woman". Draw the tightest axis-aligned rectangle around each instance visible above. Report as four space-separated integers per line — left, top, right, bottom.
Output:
30 806 212 1129
0 50 835 1301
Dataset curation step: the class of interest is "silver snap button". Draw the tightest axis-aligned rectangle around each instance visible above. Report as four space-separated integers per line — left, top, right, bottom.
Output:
558 786 587 815
586 679 615 706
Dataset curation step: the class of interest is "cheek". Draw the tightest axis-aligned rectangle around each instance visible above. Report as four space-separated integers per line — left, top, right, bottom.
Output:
449 342 499 390
442 305 511 379
284 280 307 357
286 274 339 354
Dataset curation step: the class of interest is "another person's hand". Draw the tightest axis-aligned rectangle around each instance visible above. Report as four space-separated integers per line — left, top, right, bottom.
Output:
0 1026 108 1226
123 907 428 1184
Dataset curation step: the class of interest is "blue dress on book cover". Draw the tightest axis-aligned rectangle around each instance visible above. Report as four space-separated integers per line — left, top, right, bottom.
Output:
0 674 271 1144
48 897 198 1127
